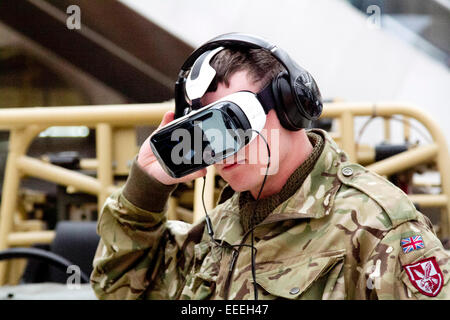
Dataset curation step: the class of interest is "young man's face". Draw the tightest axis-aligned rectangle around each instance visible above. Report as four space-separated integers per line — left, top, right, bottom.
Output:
201 70 287 194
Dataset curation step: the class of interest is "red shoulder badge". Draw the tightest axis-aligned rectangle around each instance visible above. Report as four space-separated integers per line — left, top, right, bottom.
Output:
403 257 443 297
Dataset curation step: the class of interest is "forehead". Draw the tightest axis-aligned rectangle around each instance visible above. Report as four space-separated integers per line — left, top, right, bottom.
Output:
200 70 261 106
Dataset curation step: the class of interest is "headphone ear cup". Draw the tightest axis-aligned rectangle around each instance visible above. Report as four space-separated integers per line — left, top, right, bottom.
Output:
271 72 302 131
293 71 323 120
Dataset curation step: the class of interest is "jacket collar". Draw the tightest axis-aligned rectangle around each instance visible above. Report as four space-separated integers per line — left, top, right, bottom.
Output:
211 129 347 246
262 129 346 222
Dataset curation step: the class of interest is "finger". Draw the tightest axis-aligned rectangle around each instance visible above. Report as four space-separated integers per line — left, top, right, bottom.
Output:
158 111 175 128
150 111 175 139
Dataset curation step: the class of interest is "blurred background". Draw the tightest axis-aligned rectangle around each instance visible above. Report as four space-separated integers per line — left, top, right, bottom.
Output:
0 0 448 297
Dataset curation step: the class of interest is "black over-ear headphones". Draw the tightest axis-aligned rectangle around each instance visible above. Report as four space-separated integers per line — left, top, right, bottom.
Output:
174 32 323 131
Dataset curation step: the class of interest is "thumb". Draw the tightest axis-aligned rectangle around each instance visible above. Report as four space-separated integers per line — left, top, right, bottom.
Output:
178 168 208 184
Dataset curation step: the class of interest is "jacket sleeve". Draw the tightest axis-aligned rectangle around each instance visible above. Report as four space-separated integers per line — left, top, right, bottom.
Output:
361 214 450 300
90 159 199 300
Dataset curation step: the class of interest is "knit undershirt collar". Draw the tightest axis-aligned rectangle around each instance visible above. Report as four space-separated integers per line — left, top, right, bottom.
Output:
238 132 324 233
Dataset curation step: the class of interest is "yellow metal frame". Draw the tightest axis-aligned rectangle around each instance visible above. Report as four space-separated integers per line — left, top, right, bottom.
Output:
0 102 448 285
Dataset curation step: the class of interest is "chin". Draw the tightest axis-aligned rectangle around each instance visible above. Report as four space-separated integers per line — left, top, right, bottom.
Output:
227 181 251 193
219 166 260 193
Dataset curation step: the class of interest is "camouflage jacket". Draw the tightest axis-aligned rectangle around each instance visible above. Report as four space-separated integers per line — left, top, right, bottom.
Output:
91 129 450 300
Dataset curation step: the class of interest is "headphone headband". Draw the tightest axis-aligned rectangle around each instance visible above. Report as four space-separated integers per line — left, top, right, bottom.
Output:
180 33 296 80
175 32 323 129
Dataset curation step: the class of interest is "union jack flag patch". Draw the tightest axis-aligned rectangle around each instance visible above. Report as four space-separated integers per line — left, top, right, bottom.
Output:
401 235 425 254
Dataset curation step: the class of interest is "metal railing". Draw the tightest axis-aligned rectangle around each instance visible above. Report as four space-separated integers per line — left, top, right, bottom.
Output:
0 101 449 284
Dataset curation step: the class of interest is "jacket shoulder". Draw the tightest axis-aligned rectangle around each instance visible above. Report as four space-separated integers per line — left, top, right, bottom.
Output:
337 162 418 228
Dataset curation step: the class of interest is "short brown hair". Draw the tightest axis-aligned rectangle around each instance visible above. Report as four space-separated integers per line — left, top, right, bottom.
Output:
207 47 285 93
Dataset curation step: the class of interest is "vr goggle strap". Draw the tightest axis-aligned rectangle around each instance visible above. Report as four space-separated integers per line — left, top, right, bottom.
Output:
256 83 276 115
191 98 202 110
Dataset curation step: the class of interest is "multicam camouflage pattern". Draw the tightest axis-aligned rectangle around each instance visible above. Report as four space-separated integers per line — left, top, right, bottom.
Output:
91 129 450 299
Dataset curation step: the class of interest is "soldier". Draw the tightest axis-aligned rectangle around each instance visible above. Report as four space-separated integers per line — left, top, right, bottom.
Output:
90 34 450 300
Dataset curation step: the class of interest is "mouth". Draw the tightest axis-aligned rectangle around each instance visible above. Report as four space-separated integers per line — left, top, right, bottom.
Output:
222 159 246 170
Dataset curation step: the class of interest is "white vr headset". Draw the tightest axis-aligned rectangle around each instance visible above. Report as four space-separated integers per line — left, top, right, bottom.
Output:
150 48 276 178
150 33 323 178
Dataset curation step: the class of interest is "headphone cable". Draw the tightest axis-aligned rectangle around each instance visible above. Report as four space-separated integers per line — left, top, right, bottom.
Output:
249 130 271 300
201 130 271 300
